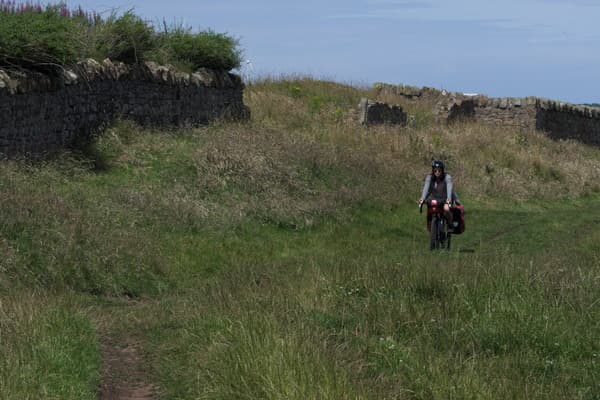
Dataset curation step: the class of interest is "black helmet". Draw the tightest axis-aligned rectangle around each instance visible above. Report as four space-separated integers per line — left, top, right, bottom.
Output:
431 160 445 173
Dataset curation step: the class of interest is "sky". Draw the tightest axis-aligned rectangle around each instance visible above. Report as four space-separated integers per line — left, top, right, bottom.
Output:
64 1 600 103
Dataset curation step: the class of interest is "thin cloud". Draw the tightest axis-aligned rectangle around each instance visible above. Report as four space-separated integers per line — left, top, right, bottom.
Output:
536 0 600 6
328 0 600 44
366 0 433 7
324 0 432 20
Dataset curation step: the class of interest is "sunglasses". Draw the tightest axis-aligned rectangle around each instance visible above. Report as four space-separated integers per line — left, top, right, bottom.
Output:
433 168 442 173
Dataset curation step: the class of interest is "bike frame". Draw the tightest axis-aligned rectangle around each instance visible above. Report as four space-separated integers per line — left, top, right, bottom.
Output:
420 199 451 251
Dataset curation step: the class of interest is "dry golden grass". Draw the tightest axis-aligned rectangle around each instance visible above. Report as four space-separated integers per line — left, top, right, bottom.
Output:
244 79 600 204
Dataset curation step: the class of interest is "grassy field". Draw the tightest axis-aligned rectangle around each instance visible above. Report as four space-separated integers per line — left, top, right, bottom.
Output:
1 78 599 399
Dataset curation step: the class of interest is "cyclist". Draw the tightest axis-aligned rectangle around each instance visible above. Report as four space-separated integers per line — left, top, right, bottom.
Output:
418 160 459 230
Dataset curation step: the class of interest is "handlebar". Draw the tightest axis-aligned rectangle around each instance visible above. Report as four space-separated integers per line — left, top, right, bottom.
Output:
419 199 452 214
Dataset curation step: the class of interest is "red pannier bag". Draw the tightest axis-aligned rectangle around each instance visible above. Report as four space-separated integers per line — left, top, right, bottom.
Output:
452 205 465 234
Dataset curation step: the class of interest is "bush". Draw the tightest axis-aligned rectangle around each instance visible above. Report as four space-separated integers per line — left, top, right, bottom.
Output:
0 3 243 71
157 25 242 71
95 11 155 64
0 5 84 70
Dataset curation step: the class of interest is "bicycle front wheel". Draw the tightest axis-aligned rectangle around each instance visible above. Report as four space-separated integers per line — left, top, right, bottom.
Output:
430 216 440 250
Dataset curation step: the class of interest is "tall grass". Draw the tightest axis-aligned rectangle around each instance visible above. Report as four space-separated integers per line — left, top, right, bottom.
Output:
0 154 170 295
153 24 241 71
1 78 598 292
0 77 598 398
245 78 600 201
0 291 100 399
0 2 241 71
94 10 155 64
0 2 91 70
141 211 599 399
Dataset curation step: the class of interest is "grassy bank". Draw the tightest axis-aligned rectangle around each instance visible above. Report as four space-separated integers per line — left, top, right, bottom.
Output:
1 78 599 399
0 2 241 72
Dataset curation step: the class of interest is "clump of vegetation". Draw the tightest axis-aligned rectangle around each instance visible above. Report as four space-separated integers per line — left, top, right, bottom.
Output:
94 11 155 64
0 1 241 71
154 24 241 71
0 1 95 71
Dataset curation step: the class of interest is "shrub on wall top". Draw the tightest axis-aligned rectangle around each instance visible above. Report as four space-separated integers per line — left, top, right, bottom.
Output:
0 3 86 71
155 25 242 71
0 2 243 72
95 11 155 64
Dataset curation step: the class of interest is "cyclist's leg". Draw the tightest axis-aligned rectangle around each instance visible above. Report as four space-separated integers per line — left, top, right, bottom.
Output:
443 203 453 227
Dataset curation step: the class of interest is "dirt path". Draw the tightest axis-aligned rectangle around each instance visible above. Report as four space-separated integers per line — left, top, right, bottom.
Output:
98 336 158 400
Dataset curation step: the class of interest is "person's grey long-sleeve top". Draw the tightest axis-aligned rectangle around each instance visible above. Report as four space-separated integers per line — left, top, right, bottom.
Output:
420 173 453 201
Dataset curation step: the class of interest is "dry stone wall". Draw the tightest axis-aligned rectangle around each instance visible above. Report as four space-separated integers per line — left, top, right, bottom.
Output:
374 83 600 147
373 83 444 103
0 59 249 157
443 95 600 146
445 96 538 131
536 100 600 147
358 98 407 126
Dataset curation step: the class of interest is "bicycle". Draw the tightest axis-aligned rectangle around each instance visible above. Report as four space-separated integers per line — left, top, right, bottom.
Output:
419 199 451 251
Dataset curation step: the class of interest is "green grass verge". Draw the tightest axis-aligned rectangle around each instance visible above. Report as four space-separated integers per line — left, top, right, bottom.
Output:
138 198 599 399
0 79 598 398
0 292 100 400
